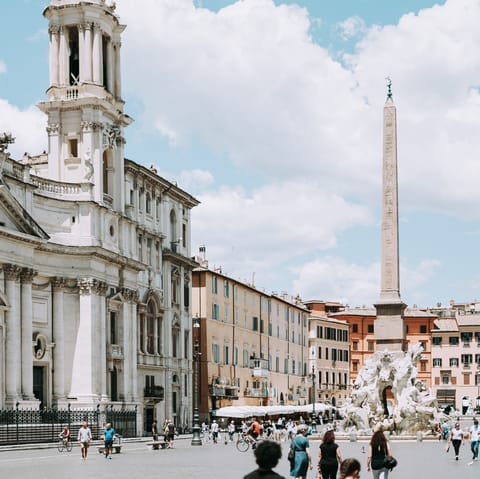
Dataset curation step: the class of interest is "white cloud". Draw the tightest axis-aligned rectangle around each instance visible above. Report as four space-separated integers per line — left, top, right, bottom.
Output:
191 179 371 290
0 99 46 160
292 257 441 307
0 60 6 74
337 16 367 40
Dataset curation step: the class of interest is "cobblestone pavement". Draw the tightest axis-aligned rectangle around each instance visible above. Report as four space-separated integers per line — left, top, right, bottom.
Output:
1 436 480 479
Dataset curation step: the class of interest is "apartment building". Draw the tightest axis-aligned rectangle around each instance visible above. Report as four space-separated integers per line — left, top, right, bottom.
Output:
304 301 350 408
431 308 480 409
332 307 436 387
192 262 309 420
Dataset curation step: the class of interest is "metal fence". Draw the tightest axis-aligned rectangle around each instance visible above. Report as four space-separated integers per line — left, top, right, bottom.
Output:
0 404 137 445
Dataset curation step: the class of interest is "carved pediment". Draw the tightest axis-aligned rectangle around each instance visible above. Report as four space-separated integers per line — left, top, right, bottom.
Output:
0 182 49 239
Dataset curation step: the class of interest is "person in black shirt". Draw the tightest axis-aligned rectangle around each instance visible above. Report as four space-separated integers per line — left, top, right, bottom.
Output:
317 429 342 479
243 440 285 479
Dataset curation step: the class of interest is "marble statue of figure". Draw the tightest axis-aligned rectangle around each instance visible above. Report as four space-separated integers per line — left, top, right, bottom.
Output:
84 149 94 181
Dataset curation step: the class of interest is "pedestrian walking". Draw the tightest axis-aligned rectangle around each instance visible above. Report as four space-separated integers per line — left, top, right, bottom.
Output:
103 422 116 459
228 421 236 442
151 419 159 441
446 422 465 461
469 418 480 464
165 419 176 448
77 420 92 461
367 429 392 479
290 424 313 479
317 429 342 479
211 419 219 444
339 458 361 479
243 440 285 479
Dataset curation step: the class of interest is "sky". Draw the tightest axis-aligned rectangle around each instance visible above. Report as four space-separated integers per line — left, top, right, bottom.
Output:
2 0 480 309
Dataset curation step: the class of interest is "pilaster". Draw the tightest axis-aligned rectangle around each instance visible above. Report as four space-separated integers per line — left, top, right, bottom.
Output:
52 277 66 401
21 268 37 401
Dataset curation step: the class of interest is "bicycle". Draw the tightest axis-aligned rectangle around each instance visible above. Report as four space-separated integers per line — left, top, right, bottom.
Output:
57 437 73 452
235 433 257 452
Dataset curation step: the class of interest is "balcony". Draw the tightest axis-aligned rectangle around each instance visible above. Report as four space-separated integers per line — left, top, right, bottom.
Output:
209 385 239 399
250 358 269 378
144 385 165 400
244 387 268 398
108 344 123 360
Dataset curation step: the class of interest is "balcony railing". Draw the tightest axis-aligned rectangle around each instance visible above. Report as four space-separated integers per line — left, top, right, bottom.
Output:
209 385 239 399
250 358 269 378
244 388 268 398
144 385 165 400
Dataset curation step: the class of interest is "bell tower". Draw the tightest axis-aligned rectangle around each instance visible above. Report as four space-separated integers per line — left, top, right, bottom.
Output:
38 0 132 212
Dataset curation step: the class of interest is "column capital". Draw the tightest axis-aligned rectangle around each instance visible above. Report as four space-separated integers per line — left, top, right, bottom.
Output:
83 22 93 31
20 268 37 284
49 24 60 35
121 288 139 303
2 264 22 282
51 276 67 290
78 278 108 296
80 120 102 132
46 123 60 135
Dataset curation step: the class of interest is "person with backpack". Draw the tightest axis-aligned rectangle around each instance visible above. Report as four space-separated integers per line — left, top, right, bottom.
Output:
165 419 176 448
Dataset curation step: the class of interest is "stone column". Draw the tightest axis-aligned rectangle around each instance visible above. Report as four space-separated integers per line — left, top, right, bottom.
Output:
3 264 22 404
84 23 93 82
106 39 114 94
59 26 69 86
47 122 61 181
70 278 103 403
78 24 85 84
92 24 102 84
52 277 66 401
49 25 59 86
98 282 108 401
21 268 36 400
113 41 122 99
122 288 139 402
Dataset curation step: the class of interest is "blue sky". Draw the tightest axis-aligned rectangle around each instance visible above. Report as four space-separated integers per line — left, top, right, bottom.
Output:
2 0 480 309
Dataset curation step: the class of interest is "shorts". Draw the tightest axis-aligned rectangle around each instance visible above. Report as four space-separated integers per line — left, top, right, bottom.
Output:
104 439 113 448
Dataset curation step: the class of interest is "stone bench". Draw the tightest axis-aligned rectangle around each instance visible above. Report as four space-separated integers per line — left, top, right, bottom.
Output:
146 441 169 450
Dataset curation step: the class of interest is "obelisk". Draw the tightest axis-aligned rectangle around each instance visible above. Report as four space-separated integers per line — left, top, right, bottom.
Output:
374 79 407 351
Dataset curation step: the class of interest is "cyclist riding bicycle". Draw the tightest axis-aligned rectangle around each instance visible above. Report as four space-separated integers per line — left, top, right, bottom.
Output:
246 418 261 448
59 425 70 445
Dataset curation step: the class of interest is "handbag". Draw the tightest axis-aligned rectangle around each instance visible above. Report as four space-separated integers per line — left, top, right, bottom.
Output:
288 447 295 462
383 455 398 469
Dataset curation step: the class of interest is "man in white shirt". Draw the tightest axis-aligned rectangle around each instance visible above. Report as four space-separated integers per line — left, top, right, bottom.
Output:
77 421 92 461
210 419 219 444
468 418 479 465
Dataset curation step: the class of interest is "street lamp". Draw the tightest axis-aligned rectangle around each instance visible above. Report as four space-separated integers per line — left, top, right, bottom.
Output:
191 316 202 445
311 364 317 433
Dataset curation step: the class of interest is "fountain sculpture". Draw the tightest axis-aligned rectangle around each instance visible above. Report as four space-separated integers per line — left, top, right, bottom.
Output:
340 343 441 435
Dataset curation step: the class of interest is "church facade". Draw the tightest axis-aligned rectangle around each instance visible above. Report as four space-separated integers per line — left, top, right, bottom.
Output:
0 0 198 433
